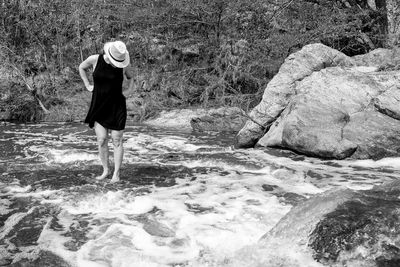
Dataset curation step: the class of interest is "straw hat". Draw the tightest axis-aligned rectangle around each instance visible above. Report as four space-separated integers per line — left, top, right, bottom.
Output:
104 41 130 68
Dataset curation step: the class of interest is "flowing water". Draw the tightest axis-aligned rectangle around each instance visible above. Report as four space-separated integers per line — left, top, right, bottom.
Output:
0 122 399 266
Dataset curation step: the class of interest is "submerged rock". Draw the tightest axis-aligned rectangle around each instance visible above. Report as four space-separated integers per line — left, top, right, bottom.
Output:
141 217 175 237
236 43 400 159
254 181 400 267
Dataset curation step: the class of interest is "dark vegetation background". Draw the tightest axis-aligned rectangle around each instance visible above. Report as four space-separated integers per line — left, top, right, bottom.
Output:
0 0 395 122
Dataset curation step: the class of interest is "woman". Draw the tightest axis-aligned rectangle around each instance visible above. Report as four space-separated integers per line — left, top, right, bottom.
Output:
79 40 133 183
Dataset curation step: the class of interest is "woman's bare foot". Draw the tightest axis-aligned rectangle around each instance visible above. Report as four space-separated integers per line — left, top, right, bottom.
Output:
96 169 110 180
109 171 120 183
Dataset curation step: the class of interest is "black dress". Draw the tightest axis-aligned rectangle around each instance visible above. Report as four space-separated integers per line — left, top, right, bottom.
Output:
84 54 127 130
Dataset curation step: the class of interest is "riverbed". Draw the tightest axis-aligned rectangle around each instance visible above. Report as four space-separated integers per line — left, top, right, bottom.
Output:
0 122 399 266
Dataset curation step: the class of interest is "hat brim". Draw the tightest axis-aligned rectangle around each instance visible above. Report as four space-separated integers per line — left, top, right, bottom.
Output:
104 42 130 68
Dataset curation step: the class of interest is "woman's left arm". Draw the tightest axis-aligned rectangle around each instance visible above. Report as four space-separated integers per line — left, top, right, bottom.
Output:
124 66 135 97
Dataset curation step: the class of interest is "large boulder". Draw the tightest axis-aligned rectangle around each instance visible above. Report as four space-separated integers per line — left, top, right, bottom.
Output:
308 185 400 266
233 181 400 267
236 43 400 159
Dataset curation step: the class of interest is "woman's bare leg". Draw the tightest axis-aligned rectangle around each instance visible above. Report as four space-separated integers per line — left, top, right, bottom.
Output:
110 129 124 183
94 122 110 180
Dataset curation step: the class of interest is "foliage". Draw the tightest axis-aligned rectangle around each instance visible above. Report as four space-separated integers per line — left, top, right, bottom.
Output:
0 0 395 122
1 82 43 122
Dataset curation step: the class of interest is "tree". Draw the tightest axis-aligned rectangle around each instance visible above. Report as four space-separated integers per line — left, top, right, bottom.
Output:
385 0 400 47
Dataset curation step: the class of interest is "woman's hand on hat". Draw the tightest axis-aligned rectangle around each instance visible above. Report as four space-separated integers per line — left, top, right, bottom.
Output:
86 84 94 92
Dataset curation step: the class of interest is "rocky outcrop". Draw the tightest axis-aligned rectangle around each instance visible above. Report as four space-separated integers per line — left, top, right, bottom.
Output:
143 109 209 129
236 43 400 159
144 107 246 131
190 107 247 132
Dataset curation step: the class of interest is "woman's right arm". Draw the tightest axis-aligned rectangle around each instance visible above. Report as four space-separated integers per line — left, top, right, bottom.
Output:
78 55 98 92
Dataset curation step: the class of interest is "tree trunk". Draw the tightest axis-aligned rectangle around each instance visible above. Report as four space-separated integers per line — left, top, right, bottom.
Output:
385 0 400 47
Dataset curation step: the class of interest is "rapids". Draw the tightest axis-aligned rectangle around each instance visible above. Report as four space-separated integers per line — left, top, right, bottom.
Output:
0 122 399 266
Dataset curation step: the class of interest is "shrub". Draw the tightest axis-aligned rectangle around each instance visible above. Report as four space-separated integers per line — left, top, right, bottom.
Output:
2 82 43 122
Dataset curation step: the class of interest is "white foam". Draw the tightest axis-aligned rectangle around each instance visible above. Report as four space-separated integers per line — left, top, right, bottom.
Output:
4 122 399 266
77 224 199 266
47 166 297 266
62 192 155 215
36 215 78 266
27 146 98 164
346 157 400 168
49 150 98 164
125 134 205 153
351 66 378 73
4 185 31 193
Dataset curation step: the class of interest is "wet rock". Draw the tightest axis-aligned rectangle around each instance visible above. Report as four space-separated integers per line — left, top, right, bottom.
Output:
376 253 400 267
309 186 400 266
274 192 307 206
122 164 186 187
261 184 278 191
185 203 214 213
7 205 55 247
306 170 334 180
236 43 400 160
170 238 188 248
257 181 400 267
11 250 71 267
0 258 12 266
63 218 91 252
16 169 92 190
142 218 175 237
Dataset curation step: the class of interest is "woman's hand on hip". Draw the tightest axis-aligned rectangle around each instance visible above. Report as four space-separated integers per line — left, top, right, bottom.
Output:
86 84 94 92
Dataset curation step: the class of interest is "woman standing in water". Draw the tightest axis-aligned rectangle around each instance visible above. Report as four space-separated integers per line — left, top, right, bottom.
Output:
78 40 133 183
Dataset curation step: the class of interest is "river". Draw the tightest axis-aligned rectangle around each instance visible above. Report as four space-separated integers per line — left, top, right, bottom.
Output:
0 122 399 266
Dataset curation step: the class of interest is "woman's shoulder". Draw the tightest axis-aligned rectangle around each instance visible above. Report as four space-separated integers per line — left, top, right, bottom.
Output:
79 54 100 69
87 54 100 63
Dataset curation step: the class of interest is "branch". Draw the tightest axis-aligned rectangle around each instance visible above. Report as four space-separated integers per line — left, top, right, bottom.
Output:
9 65 49 114
0 45 49 113
267 0 296 24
